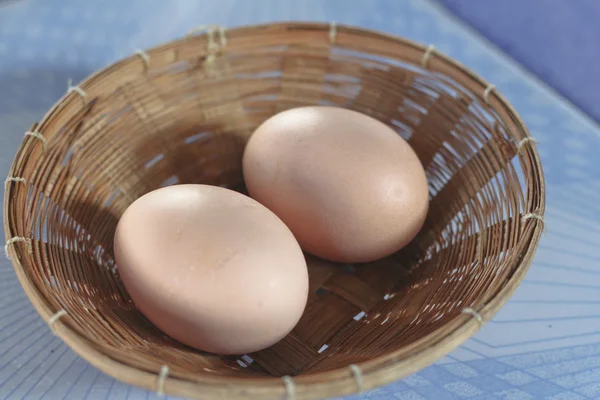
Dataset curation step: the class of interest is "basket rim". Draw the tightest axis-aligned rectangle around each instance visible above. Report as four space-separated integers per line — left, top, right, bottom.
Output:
3 21 545 400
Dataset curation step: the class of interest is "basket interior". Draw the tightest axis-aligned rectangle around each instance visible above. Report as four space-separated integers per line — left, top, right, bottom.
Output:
6 25 539 382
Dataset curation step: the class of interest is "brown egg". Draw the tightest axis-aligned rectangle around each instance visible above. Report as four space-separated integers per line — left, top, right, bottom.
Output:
243 106 429 263
114 184 308 355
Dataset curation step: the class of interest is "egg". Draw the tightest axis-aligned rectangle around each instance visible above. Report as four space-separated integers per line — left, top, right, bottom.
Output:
114 184 309 355
243 106 429 263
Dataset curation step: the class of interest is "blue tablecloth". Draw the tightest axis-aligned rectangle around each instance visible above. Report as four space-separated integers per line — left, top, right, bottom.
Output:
1 1 600 399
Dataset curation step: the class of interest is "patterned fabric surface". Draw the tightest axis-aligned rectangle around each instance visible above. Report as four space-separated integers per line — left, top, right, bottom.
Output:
1 0 599 399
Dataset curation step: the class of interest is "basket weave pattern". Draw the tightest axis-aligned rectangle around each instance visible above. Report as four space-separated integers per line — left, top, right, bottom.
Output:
4 23 544 400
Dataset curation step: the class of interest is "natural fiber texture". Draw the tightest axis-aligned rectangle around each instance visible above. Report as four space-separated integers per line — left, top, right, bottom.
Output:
3 22 545 400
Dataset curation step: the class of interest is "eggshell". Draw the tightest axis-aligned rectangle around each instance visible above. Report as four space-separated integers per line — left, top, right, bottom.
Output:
243 106 429 263
114 184 309 355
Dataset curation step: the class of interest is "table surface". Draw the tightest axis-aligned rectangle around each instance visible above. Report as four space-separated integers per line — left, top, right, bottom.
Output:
1 1 600 399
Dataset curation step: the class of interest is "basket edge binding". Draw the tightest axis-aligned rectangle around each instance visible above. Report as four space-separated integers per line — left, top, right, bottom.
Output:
3 22 545 400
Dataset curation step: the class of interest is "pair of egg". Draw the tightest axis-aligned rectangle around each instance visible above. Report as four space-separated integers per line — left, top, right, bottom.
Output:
114 106 429 355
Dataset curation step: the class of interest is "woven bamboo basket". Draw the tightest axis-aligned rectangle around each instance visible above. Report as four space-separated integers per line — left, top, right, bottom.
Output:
4 22 545 400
